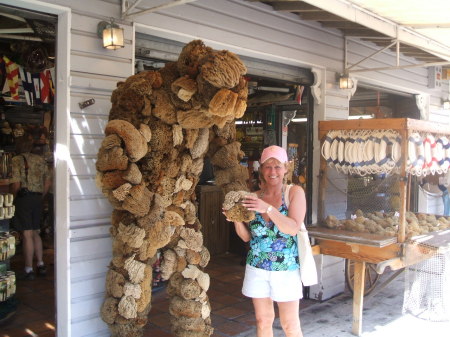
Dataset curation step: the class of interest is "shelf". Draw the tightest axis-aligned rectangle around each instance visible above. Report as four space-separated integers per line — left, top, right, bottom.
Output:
0 179 10 186
318 117 450 138
309 226 397 248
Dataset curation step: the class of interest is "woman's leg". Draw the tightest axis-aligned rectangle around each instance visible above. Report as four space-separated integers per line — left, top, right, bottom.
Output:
277 300 303 337
252 297 275 337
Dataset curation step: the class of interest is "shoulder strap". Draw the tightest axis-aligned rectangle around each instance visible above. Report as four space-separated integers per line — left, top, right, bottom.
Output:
285 184 293 208
21 154 29 184
286 184 307 231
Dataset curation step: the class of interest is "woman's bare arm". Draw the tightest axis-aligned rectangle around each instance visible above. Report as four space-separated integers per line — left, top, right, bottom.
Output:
242 185 306 236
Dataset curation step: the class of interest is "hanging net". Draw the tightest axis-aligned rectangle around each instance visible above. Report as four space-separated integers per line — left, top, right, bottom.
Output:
403 236 450 322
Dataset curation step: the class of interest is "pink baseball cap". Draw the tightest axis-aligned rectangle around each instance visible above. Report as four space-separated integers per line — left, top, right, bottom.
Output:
260 145 288 164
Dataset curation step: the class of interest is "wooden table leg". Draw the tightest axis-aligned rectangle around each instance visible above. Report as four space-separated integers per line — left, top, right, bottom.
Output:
352 261 366 336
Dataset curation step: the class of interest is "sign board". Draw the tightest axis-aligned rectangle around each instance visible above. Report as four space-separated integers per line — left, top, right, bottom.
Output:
428 66 442 89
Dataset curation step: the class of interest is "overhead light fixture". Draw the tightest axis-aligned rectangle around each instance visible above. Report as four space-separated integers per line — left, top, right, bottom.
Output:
443 99 450 110
291 117 307 123
348 114 373 120
339 73 354 89
97 18 124 50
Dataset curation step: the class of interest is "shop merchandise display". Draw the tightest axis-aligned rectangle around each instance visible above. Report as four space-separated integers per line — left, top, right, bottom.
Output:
312 119 450 335
317 119 450 242
325 210 450 239
0 192 16 312
96 40 248 337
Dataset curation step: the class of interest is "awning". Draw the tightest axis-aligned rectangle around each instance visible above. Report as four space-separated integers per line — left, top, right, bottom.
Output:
250 0 450 74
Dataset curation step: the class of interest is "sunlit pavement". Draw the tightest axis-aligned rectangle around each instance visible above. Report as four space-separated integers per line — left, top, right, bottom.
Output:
238 270 450 337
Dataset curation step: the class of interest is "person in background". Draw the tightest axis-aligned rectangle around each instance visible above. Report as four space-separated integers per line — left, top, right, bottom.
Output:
439 173 450 216
228 145 307 337
10 134 51 280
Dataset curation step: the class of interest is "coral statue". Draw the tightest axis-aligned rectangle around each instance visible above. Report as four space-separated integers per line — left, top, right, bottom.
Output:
96 40 249 337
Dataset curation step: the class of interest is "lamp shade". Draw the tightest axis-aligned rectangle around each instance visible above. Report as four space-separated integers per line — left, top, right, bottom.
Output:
103 26 124 50
339 75 354 89
98 20 124 50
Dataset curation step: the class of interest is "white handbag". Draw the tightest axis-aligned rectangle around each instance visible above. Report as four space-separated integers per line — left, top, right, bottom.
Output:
285 184 318 286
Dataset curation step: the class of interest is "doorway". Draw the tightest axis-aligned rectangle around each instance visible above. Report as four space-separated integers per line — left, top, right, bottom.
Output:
0 4 56 335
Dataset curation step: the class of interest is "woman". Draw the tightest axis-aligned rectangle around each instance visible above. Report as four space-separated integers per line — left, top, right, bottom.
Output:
231 145 306 337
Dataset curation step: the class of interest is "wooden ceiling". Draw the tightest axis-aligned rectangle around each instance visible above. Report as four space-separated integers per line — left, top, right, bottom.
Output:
249 1 448 67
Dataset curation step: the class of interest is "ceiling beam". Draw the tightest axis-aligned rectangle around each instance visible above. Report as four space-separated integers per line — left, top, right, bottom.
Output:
298 12 345 21
341 29 387 37
321 21 367 29
270 2 320 12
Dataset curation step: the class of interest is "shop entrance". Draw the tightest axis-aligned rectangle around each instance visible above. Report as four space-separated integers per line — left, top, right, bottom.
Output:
135 33 315 258
0 4 56 334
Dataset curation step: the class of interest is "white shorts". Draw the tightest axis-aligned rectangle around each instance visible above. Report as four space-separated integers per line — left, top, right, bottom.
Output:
242 265 303 302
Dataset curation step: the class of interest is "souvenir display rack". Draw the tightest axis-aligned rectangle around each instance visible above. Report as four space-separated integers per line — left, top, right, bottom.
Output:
309 118 450 336
0 179 16 324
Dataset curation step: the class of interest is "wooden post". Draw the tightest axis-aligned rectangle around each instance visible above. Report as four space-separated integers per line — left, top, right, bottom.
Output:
352 261 366 336
317 128 329 224
398 129 408 243
318 154 328 223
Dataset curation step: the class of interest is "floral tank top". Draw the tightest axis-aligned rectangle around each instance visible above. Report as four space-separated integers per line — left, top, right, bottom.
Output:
246 191 299 271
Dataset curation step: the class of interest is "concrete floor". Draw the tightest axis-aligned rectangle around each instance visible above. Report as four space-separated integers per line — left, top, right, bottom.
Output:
239 268 450 337
4 250 449 337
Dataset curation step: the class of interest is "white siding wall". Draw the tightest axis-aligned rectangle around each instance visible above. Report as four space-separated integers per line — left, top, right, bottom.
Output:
48 1 134 335
10 0 450 334
68 13 133 337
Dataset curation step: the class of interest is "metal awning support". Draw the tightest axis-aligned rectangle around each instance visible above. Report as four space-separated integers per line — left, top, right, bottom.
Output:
345 37 397 71
122 0 198 20
344 36 450 74
301 0 450 63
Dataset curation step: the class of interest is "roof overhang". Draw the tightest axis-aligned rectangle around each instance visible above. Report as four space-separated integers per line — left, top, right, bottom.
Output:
250 0 450 73
301 0 450 61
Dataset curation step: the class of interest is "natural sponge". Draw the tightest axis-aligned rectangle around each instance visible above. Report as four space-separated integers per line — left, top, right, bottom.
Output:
222 190 256 222
105 119 148 162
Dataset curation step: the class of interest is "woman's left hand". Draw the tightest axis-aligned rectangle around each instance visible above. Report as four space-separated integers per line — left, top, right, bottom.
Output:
242 195 269 214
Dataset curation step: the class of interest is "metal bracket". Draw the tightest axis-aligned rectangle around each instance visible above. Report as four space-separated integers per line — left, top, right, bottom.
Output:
344 36 450 74
78 98 95 110
282 110 296 127
122 0 198 20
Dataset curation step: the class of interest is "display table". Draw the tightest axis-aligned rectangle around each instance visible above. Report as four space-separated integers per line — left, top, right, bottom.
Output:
314 118 450 336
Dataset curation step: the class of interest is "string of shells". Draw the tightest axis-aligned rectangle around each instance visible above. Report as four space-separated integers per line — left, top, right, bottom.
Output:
322 129 450 177
324 210 450 240
321 129 402 176
96 40 249 337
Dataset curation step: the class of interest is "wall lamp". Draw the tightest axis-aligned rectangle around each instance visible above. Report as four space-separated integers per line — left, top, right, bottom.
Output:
339 73 354 89
443 99 450 110
97 18 124 50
